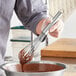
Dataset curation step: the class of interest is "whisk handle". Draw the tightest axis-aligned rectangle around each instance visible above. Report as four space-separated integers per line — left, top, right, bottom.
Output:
43 11 63 34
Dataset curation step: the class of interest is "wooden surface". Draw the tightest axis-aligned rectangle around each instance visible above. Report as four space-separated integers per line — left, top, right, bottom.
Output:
41 38 76 58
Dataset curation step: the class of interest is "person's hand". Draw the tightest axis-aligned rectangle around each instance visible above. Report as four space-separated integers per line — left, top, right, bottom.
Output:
49 19 64 37
36 18 64 38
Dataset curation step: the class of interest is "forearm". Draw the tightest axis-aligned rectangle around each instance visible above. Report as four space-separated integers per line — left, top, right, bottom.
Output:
14 0 48 35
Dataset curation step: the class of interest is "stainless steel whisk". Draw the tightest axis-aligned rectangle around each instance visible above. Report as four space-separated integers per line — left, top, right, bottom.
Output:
19 11 63 64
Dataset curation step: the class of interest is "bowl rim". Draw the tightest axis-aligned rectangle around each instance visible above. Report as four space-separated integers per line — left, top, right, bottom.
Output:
2 60 67 74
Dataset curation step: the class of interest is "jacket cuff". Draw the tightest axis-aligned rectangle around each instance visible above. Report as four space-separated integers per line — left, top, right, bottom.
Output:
23 13 47 35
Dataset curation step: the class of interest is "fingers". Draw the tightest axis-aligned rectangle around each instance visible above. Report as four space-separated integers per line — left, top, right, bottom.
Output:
56 20 64 32
49 29 59 37
49 20 59 32
49 20 64 38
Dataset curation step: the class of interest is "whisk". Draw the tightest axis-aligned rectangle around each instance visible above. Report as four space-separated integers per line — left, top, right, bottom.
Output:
18 11 63 64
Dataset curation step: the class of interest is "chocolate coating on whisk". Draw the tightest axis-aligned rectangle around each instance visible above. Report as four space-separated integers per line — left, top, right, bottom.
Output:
19 49 33 64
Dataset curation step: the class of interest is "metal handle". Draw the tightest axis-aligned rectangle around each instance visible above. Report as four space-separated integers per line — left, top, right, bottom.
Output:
43 11 63 34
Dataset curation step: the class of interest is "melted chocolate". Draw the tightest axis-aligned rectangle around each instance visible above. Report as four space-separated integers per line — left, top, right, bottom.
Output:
5 63 64 72
23 63 64 72
18 49 33 65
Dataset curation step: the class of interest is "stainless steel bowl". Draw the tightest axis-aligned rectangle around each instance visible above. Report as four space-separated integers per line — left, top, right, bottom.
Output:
2 61 66 76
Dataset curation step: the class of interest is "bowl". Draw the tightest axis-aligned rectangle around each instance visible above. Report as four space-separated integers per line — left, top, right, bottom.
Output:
2 61 66 76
